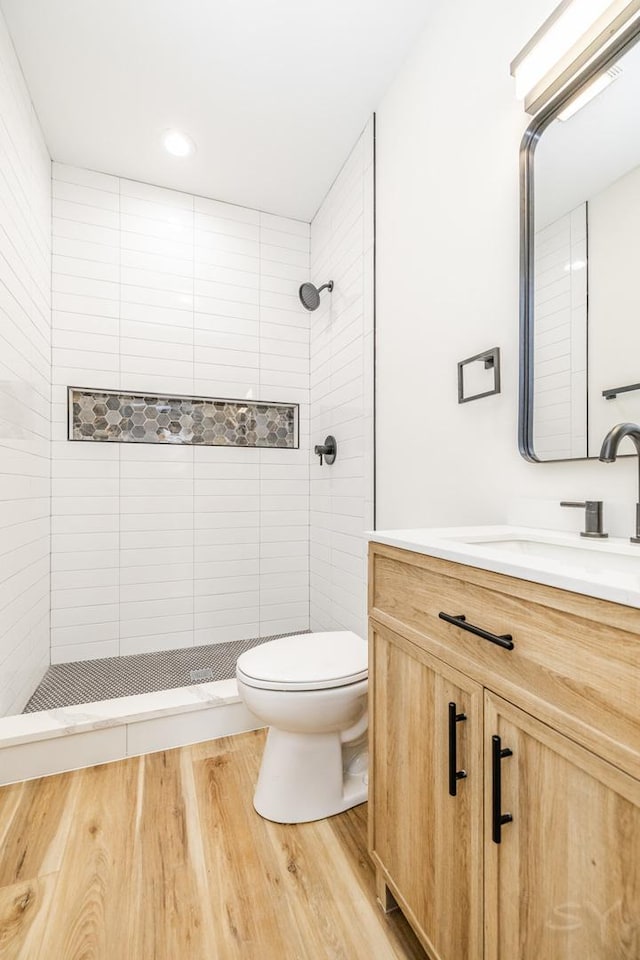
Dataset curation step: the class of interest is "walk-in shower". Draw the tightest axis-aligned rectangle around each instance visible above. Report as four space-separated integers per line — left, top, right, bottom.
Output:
0 105 374 784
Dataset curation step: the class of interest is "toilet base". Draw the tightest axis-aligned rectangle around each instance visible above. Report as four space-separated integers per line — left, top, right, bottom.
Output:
253 727 368 824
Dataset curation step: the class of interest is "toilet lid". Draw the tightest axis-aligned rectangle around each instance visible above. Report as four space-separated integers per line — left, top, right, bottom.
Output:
236 631 367 691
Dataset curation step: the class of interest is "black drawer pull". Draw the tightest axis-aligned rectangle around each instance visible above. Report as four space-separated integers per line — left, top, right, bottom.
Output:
438 612 514 651
448 701 467 797
491 734 513 844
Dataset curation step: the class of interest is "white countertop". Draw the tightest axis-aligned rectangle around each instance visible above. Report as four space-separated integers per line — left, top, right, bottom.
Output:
368 525 640 609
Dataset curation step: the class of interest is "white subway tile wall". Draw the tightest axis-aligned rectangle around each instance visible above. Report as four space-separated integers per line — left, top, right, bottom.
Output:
309 120 375 640
51 165 312 662
533 204 588 460
0 16 51 713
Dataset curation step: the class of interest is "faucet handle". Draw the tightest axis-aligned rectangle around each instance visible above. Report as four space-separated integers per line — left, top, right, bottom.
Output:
314 435 337 466
560 500 608 539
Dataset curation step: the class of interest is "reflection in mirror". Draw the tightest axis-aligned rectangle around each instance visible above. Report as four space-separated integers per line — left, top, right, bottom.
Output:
524 32 640 460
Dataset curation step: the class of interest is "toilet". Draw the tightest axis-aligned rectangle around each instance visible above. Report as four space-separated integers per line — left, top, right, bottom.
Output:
236 631 368 824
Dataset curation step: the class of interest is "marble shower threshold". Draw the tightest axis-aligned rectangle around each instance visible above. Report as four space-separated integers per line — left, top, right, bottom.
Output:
24 631 308 713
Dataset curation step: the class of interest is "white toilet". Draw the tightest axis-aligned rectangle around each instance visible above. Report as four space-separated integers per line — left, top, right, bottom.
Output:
236 631 368 824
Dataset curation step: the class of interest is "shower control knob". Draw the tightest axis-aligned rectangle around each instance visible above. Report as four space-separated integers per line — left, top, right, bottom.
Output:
314 435 337 466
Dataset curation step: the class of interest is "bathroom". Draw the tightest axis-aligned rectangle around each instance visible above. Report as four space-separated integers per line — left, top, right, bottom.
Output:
0 0 639 957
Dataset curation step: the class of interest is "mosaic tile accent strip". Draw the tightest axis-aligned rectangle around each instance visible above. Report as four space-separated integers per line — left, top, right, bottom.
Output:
69 388 298 448
23 631 310 713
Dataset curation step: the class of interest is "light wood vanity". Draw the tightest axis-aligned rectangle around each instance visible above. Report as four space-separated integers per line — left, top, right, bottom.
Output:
368 540 640 960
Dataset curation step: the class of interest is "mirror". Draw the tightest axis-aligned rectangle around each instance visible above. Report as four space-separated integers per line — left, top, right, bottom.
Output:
519 22 640 461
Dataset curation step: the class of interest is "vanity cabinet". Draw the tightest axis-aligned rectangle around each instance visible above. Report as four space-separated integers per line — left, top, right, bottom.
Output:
368 542 640 960
484 693 640 960
370 622 483 959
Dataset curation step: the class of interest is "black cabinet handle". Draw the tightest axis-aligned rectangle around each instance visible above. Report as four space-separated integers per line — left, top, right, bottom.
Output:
491 734 513 844
448 701 467 796
439 612 514 651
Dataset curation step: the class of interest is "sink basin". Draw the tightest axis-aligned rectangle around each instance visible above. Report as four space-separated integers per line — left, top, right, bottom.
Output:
453 535 640 577
368 525 640 608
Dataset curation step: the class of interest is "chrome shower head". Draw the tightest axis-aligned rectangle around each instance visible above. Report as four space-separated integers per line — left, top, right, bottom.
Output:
298 280 334 312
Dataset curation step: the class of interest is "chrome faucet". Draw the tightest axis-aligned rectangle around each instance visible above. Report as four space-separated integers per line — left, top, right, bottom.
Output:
599 421 640 543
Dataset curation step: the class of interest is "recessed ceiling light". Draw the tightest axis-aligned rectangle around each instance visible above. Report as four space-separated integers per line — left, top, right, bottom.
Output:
161 129 196 158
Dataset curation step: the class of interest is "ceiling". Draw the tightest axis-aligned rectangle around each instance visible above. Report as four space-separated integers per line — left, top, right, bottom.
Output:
1 0 432 220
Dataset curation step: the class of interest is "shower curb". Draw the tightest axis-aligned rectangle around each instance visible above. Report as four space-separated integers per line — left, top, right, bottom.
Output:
0 678 262 786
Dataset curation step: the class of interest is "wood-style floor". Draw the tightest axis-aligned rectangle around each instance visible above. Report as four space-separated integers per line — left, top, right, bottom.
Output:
0 729 426 960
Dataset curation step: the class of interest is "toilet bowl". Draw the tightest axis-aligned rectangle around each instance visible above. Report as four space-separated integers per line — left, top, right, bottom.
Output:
236 631 368 824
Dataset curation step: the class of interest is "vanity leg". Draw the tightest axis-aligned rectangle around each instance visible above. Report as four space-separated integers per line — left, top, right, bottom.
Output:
376 867 398 914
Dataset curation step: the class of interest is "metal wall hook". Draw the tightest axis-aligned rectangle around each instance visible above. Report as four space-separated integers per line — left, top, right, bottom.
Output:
314 435 337 466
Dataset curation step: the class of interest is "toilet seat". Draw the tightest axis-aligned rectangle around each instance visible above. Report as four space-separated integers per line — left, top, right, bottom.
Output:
236 631 367 691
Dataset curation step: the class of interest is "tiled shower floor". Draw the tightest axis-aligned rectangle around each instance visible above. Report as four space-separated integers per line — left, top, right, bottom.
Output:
23 631 307 713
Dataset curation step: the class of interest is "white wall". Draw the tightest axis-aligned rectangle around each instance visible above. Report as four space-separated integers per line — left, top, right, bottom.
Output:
51 165 310 663
376 0 639 539
0 15 51 713
309 120 375 641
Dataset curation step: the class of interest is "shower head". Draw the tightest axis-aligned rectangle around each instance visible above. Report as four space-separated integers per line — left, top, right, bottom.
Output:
298 280 334 312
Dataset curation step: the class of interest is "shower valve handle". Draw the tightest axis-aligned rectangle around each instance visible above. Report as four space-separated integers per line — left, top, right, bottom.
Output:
314 435 337 466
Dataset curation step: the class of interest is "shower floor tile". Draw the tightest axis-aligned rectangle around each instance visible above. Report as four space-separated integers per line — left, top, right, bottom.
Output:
23 631 308 713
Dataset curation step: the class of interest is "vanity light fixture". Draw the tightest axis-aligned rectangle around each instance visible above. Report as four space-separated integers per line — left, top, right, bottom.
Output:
161 129 196 158
511 0 640 114
557 64 622 118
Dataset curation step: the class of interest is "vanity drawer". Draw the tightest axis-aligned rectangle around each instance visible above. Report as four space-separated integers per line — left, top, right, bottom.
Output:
369 543 640 779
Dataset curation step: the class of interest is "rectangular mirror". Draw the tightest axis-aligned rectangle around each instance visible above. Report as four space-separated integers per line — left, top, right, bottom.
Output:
519 17 640 461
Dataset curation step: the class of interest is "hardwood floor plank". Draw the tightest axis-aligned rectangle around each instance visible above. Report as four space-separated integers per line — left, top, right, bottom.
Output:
0 730 426 960
0 874 57 960
190 731 255 761
274 816 420 960
126 749 214 960
194 730 426 960
266 824 350 959
42 756 141 960
193 729 305 959
177 747 218 946
0 773 78 888
329 804 431 960
0 783 25 861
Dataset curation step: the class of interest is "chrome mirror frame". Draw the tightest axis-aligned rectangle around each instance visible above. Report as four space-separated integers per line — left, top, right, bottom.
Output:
518 15 640 462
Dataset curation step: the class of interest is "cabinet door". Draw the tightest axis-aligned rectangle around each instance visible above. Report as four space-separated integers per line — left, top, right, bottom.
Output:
485 692 640 960
369 622 483 960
